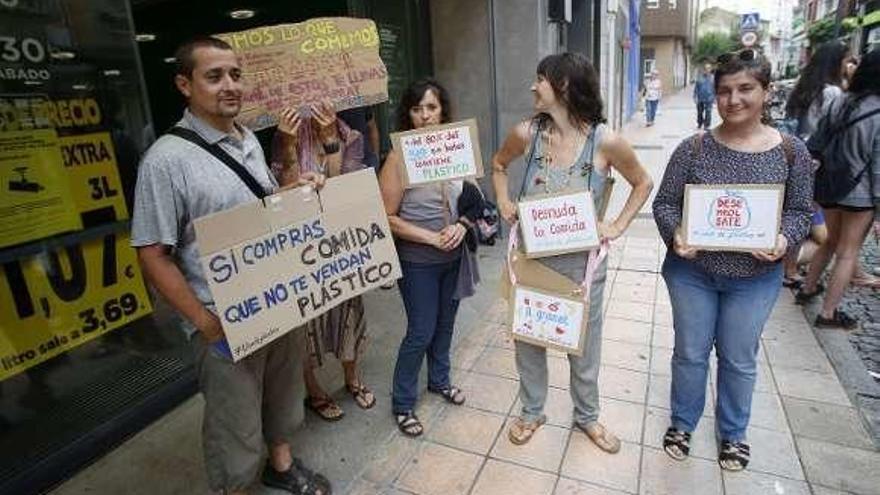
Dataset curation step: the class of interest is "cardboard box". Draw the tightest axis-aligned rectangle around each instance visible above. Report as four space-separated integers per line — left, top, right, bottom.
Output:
194 169 401 361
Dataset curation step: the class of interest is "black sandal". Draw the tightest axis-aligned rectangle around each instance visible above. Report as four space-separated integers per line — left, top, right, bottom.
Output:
262 458 332 495
395 411 423 437
815 310 859 330
663 427 691 461
428 385 466 405
718 440 750 471
794 284 824 305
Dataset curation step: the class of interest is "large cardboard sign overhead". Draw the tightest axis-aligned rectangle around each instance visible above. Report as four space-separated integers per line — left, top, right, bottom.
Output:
517 189 600 258
683 184 783 251
194 169 401 361
390 119 483 187
215 18 389 131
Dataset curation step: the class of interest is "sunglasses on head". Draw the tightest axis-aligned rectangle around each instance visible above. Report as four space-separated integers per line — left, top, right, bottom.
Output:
717 49 759 64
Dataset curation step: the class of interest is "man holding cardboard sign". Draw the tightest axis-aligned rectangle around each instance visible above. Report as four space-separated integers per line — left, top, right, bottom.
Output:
131 37 330 495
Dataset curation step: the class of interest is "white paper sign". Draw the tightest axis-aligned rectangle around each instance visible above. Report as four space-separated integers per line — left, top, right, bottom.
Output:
517 190 600 258
683 184 784 251
511 286 586 355
391 119 483 187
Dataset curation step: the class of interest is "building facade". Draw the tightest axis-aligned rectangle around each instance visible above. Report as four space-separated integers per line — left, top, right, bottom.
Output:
640 0 695 91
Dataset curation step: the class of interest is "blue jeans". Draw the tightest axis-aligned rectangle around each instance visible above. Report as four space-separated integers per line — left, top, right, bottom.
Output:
661 254 782 442
392 259 461 414
646 99 659 123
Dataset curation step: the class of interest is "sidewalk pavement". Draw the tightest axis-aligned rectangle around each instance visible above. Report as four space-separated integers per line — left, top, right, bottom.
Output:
52 88 880 495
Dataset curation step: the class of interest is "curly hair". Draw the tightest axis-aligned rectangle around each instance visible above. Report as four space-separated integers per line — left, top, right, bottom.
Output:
395 78 452 131
784 41 850 120
535 52 606 129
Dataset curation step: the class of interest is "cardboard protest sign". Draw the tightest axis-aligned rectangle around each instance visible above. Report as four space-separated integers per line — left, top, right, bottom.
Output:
194 169 401 361
517 189 600 258
683 184 784 251
390 119 483 187
215 18 388 131
510 285 587 355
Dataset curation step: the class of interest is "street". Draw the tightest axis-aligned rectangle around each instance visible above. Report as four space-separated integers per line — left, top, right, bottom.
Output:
51 89 880 495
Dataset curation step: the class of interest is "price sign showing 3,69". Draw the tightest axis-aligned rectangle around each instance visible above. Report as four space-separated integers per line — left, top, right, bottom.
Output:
0 229 153 380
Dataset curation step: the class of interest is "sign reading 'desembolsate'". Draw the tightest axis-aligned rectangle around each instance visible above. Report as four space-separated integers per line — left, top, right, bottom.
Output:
391 119 483 187
517 189 600 258
194 169 401 361
683 184 784 251
214 18 388 131
510 285 586 356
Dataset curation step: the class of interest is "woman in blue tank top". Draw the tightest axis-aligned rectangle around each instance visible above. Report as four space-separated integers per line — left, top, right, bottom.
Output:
492 53 653 451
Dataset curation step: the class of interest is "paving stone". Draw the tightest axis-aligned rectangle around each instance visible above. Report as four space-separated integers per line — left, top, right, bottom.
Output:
459 372 519 415
491 419 570 473
745 427 804 480
764 340 834 374
472 347 518 380
606 300 655 324
722 470 810 495
774 368 851 406
638 446 722 495
470 459 556 495
561 435 641 494
604 317 653 346
602 340 650 373
427 406 505 455
796 436 880 495
599 366 648 404
554 477 630 494
396 443 482 495
782 396 874 450
749 390 789 432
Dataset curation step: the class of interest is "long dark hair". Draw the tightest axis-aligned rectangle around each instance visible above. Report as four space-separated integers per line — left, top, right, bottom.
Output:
834 49 880 125
785 41 850 119
535 52 606 129
395 78 451 131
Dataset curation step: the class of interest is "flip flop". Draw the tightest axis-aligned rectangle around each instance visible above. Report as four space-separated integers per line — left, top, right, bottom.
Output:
304 396 344 422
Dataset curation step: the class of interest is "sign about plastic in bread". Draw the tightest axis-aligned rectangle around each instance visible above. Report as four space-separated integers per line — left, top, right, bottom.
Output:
391 119 483 187
682 184 784 251
517 189 600 258
510 285 586 356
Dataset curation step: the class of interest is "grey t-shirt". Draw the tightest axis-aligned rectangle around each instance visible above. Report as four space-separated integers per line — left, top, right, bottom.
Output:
130 109 278 337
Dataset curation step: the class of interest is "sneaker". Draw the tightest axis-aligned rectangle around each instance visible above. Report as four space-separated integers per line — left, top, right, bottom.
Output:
262 459 332 494
815 310 859 330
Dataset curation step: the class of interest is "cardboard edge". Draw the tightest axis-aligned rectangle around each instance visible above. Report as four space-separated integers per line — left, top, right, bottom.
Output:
508 284 587 357
683 183 785 251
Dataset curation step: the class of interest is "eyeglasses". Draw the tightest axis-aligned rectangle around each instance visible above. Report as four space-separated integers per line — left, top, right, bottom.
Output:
717 49 759 65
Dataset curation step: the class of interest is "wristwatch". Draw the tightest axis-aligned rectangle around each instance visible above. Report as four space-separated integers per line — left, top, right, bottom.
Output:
322 141 341 154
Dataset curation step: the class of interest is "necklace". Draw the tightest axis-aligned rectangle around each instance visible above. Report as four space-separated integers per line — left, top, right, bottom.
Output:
539 127 589 193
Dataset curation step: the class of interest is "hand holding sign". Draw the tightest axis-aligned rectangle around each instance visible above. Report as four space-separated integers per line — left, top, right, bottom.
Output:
751 233 788 262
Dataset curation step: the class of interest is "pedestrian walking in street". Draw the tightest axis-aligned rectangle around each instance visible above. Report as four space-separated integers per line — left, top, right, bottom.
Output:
694 63 715 130
785 41 850 140
270 103 375 421
379 79 479 437
130 37 331 494
492 53 653 452
797 50 880 329
652 49 812 471
643 69 662 126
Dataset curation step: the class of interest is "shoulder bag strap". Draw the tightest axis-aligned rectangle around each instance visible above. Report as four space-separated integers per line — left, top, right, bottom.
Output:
517 119 543 201
167 126 268 200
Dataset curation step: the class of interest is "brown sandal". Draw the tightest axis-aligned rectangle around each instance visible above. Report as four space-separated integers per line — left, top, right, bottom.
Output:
346 382 376 410
508 416 546 445
304 396 344 422
576 422 621 454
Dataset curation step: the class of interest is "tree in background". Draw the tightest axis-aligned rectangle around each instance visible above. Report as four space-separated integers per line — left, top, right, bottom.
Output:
694 32 737 64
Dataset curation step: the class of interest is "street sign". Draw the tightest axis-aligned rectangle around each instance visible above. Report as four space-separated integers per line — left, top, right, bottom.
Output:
741 12 760 32
741 31 758 47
